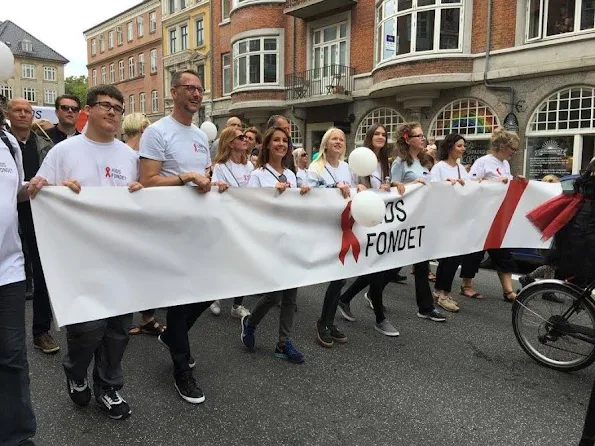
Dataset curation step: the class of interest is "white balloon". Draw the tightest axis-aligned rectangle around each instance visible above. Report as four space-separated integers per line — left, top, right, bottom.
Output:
200 121 218 141
348 146 378 177
350 191 386 228
0 42 15 82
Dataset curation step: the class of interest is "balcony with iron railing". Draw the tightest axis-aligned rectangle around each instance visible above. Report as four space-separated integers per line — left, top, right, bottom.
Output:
284 0 357 20
285 64 354 107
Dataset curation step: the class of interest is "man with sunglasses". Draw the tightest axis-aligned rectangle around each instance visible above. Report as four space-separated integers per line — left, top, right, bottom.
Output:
45 95 81 144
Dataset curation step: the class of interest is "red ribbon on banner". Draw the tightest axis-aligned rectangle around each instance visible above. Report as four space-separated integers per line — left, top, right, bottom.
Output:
339 201 360 264
105 167 111 178
483 179 529 250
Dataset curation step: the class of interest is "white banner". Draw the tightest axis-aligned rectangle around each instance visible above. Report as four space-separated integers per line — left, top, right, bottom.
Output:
30 180 560 327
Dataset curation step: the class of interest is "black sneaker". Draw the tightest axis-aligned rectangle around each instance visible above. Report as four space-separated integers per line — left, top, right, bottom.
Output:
174 371 205 404
66 377 91 407
417 308 446 322
158 334 195 369
96 389 131 420
316 322 333 348
519 275 535 288
329 325 347 344
338 301 356 322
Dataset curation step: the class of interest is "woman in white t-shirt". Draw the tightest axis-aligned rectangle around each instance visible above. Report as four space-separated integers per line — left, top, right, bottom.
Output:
241 126 310 364
468 128 521 302
293 147 308 186
209 126 254 318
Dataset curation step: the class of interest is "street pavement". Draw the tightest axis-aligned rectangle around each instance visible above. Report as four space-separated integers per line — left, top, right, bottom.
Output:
27 267 593 446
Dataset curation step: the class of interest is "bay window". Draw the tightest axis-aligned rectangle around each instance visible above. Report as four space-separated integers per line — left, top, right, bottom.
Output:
526 0 595 41
233 36 279 88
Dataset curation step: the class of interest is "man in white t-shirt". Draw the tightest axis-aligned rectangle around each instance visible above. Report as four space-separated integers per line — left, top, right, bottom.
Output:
0 128 36 444
28 85 142 421
139 69 225 405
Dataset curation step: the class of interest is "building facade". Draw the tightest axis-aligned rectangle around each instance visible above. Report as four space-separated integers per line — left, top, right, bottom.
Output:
161 0 212 122
0 20 68 107
84 0 164 124
209 0 595 179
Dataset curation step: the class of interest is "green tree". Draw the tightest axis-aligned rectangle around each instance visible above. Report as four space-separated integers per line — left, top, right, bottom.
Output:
65 75 89 107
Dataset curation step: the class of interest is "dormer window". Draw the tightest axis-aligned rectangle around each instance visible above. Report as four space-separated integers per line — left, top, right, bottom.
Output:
20 39 33 52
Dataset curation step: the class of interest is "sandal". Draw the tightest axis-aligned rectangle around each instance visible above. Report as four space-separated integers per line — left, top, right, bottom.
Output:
503 291 517 303
139 319 166 336
128 326 141 335
460 286 484 300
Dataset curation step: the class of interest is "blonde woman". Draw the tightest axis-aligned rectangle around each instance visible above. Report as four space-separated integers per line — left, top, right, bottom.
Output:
293 147 309 186
209 126 254 318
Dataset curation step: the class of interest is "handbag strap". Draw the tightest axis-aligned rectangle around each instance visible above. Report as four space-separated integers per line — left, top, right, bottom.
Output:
0 131 16 160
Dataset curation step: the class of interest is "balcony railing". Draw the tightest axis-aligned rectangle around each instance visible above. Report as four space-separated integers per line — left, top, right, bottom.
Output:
284 0 357 19
285 65 354 102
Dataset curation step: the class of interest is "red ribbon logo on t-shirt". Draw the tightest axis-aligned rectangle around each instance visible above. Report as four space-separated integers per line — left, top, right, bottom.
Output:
193 143 199 153
496 167 502 176
339 201 360 264
105 167 111 178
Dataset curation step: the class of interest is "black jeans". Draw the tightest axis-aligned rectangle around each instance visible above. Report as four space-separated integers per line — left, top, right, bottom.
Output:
435 256 462 293
340 273 386 323
460 251 484 279
319 279 346 327
17 201 52 337
162 301 212 378
0 281 36 444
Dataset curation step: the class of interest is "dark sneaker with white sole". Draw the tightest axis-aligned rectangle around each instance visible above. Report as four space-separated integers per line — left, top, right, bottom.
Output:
96 389 131 420
316 322 333 348
329 324 347 343
338 301 356 322
417 308 446 322
175 371 205 404
274 338 305 364
241 315 256 350
157 334 195 369
66 377 91 406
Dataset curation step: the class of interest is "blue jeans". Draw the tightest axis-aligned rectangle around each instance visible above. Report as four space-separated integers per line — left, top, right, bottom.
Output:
0 281 36 445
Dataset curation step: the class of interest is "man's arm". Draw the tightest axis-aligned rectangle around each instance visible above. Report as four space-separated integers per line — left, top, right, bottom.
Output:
139 158 184 187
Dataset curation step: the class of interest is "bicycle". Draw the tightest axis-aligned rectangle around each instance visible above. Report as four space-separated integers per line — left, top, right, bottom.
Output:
512 279 595 372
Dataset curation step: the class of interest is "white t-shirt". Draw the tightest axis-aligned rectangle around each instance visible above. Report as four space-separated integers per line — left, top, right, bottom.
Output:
0 132 25 286
369 163 384 189
307 160 354 187
247 164 297 188
211 160 254 187
37 134 139 186
139 115 211 182
296 168 308 187
430 161 471 182
469 154 512 181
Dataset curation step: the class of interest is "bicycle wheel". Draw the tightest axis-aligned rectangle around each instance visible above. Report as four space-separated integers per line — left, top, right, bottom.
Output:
512 280 595 372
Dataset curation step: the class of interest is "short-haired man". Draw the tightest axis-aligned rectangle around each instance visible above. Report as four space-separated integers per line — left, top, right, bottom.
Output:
209 115 242 160
139 69 227 404
28 85 142 420
0 125 36 445
6 98 58 354
45 94 81 144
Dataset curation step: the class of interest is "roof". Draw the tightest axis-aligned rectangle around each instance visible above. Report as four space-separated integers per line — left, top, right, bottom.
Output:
0 20 69 64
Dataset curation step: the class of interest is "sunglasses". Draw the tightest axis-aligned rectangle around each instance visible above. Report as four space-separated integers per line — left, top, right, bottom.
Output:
58 105 80 113
300 153 307 157
278 174 287 183
234 134 246 141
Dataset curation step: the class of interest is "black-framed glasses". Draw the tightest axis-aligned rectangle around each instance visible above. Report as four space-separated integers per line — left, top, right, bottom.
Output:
410 134 426 140
58 105 80 113
175 84 205 94
90 101 125 114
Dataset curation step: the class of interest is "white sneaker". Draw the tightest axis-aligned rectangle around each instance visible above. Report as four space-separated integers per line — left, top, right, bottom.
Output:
231 305 250 319
209 300 221 316
364 292 374 309
374 319 400 337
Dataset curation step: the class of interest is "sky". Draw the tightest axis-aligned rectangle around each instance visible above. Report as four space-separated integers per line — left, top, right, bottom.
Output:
2 0 144 77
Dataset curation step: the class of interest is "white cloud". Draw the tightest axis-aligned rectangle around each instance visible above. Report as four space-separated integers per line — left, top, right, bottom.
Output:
2 0 143 77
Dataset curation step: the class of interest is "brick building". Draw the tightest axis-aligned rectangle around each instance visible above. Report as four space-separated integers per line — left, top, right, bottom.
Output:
210 0 595 179
84 0 164 126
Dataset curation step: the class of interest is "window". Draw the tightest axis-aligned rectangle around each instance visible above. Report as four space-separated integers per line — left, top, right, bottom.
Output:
127 22 134 41
23 87 36 103
195 18 204 46
150 49 158 73
355 107 406 145
169 0 175 14
101 66 106 84
376 0 463 64
44 66 56 81
92 69 97 86
109 63 115 83
0 84 13 100
526 0 595 41
312 22 348 78
99 34 105 52
150 11 157 33
129 57 135 78
288 119 303 147
169 29 177 53
222 0 231 20
181 0 187 8
181 25 188 50
44 89 56 105
529 86 595 133
108 30 114 49
233 37 279 88
140 92 146 114
22 64 35 79
129 95 135 113
196 64 205 83
222 53 231 95
151 90 159 113
20 40 32 52
117 26 123 45
91 38 96 55
138 53 145 76
137 16 144 37
119 60 125 81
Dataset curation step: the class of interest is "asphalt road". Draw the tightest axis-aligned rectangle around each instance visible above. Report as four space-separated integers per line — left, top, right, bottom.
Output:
26 267 593 446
